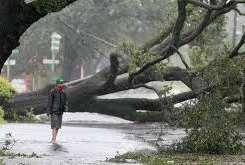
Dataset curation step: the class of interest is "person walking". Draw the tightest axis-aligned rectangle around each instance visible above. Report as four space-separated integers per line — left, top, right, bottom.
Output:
46 78 68 144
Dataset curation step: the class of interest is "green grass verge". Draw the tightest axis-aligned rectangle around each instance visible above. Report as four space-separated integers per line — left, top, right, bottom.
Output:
110 152 245 165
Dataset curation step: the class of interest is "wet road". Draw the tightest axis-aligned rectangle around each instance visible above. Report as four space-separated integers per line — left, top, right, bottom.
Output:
0 122 155 165
0 113 186 165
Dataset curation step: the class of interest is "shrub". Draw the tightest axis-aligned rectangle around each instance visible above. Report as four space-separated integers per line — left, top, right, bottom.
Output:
0 107 5 124
0 76 14 102
0 76 14 121
11 110 36 122
174 94 244 154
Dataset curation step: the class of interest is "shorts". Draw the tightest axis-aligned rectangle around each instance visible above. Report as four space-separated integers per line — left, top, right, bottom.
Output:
51 114 63 129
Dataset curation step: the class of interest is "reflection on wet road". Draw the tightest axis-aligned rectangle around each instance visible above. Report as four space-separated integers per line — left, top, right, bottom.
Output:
0 113 186 165
0 123 154 165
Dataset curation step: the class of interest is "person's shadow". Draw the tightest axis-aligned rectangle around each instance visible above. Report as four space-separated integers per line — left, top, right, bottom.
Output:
50 143 68 153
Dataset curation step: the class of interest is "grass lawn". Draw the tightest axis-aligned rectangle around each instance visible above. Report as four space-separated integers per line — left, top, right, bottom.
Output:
110 152 245 165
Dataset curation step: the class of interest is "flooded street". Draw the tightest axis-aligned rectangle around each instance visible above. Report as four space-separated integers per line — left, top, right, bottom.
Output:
0 113 153 165
0 113 185 165
0 123 151 164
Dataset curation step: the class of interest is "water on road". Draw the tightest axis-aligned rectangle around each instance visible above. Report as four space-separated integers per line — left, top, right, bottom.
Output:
0 114 157 165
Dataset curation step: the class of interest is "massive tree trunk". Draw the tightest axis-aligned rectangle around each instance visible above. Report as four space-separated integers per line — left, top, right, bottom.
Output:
11 52 209 117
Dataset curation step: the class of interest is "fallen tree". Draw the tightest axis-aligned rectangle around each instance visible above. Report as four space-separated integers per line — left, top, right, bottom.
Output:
2 0 245 118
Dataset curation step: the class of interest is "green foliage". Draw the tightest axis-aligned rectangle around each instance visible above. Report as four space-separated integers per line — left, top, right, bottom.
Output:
176 94 243 154
0 107 5 124
189 46 209 70
120 41 167 74
0 76 14 102
110 152 245 165
0 77 14 122
10 110 36 122
179 128 242 154
32 0 68 15
159 85 172 97
184 3 227 70
185 3 227 48
203 57 245 98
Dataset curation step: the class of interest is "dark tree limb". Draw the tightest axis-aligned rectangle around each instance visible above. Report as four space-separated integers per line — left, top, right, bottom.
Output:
128 46 170 85
187 0 233 10
172 0 187 47
238 52 245 56
233 8 245 16
171 45 190 70
229 32 245 58
141 24 173 53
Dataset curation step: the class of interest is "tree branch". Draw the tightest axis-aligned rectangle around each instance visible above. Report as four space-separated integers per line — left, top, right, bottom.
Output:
172 0 187 47
187 0 232 10
233 7 245 16
141 24 173 53
129 0 188 84
238 52 245 55
101 53 120 88
229 32 245 58
128 46 170 84
127 0 239 91
171 45 190 70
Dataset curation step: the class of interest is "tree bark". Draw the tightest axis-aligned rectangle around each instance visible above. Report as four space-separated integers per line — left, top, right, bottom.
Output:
11 56 208 116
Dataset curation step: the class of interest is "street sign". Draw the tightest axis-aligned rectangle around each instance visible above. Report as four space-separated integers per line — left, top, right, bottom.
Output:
51 45 60 51
4 59 16 66
43 59 60 64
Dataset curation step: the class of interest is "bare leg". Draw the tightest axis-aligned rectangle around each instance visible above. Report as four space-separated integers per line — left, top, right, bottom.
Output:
50 129 55 143
51 128 59 144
